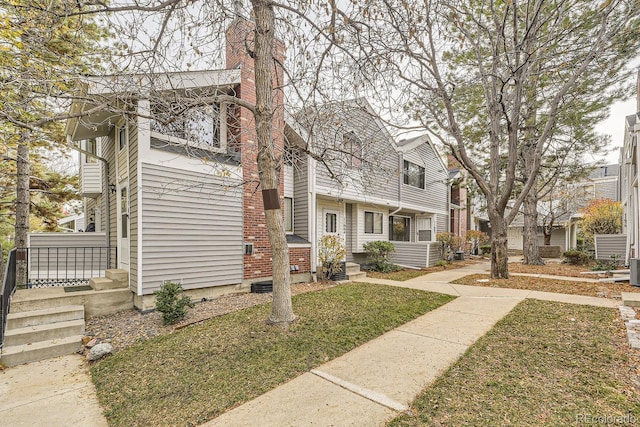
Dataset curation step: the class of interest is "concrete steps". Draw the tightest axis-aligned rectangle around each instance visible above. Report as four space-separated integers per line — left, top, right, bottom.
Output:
1 305 84 367
346 262 367 281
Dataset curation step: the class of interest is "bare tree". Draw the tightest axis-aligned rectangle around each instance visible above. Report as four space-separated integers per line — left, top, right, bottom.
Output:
339 0 639 278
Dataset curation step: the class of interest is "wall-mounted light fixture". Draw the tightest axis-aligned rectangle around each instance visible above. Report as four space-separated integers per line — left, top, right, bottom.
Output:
109 184 117 194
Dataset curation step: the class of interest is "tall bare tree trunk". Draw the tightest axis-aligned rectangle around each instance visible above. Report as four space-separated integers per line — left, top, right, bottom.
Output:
15 136 30 286
251 0 295 325
488 211 509 278
522 181 544 265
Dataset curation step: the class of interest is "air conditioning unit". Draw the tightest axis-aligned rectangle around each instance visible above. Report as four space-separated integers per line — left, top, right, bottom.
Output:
631 258 640 287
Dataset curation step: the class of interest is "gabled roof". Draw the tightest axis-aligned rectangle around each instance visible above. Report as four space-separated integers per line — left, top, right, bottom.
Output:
396 134 448 172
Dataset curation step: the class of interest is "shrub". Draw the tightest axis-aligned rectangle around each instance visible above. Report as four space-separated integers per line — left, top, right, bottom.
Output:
154 281 194 325
436 232 455 261
318 235 347 280
465 230 489 255
363 240 397 273
435 260 448 268
562 250 591 266
591 254 622 271
480 245 491 255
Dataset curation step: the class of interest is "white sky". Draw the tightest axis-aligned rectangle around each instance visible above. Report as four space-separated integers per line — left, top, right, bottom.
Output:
594 96 636 165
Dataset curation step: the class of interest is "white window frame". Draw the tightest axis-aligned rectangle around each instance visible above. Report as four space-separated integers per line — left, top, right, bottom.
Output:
284 197 294 234
389 214 411 242
364 211 383 234
403 160 425 189
118 125 127 153
324 209 339 235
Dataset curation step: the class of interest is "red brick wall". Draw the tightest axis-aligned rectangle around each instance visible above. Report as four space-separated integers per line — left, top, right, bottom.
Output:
226 18 290 280
289 247 311 276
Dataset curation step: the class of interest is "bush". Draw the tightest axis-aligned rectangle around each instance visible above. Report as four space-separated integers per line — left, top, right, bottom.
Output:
318 235 347 280
363 240 397 273
435 260 448 268
436 232 455 261
480 245 491 255
591 255 622 271
154 281 195 325
465 230 489 255
562 250 591 266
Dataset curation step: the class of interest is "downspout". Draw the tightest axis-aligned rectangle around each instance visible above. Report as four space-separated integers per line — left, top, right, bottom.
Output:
66 136 111 265
309 155 317 276
390 153 403 216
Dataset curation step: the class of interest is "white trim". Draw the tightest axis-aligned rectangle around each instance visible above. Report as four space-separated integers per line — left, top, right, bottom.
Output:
287 243 312 249
136 98 151 296
150 131 227 154
323 209 340 235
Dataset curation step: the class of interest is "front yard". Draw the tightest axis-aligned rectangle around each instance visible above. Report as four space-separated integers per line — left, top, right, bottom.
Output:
90 283 453 427
389 299 640 426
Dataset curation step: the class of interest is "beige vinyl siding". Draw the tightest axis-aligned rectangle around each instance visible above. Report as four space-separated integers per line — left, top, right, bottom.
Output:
293 158 308 239
402 144 448 212
594 234 626 261
436 213 448 235
28 233 110 277
353 204 388 252
392 242 428 267
391 241 440 267
140 163 243 294
312 105 399 202
346 203 354 261
128 122 139 292
595 179 619 201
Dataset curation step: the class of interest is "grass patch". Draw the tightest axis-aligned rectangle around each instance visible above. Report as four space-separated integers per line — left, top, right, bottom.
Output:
389 299 640 426
453 274 634 298
368 260 480 281
91 283 453 427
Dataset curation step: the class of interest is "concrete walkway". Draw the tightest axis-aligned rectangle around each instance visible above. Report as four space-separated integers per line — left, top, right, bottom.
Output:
0 354 107 427
203 263 618 426
1 262 624 427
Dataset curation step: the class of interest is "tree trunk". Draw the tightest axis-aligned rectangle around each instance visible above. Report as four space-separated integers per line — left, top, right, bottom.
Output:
15 137 30 286
543 232 551 246
522 188 544 265
488 212 509 279
251 0 296 326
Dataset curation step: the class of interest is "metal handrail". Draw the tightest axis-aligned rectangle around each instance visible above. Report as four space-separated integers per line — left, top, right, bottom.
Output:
28 246 116 287
1 249 17 349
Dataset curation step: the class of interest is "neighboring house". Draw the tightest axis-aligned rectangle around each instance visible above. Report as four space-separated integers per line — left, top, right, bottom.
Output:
506 164 620 252
621 73 640 265
57 213 85 232
286 99 450 270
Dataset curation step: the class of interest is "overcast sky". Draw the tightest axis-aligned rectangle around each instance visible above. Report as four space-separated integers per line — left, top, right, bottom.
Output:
594 96 636 165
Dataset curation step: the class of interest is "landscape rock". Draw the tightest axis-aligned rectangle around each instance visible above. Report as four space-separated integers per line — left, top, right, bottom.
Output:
87 343 113 361
85 338 100 348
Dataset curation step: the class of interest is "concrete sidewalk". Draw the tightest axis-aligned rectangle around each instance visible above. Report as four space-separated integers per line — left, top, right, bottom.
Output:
0 354 107 427
203 295 522 427
1 262 623 427
203 262 619 426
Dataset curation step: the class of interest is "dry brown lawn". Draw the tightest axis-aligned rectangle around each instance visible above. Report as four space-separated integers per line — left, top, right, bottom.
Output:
508 261 627 278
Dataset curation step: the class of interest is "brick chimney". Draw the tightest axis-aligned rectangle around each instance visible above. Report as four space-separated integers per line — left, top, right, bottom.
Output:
225 17 286 280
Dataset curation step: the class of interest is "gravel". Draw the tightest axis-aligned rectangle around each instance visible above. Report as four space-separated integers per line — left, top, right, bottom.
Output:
85 281 334 353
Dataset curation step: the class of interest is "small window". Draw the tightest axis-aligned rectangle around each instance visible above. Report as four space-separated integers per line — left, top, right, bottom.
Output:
325 212 337 233
344 132 363 168
284 197 293 233
404 160 425 189
118 126 127 151
151 102 220 147
389 216 410 242
364 211 383 234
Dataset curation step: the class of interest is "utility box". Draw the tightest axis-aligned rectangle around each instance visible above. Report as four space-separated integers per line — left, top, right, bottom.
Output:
631 258 640 287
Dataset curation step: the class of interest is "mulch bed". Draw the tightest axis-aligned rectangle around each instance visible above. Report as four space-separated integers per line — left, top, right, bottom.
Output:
508 261 627 278
85 281 334 353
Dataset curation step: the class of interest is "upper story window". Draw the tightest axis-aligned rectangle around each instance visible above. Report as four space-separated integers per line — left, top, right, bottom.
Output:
344 132 363 168
151 102 221 148
118 126 127 151
284 197 293 233
82 138 97 163
364 211 383 234
404 160 425 189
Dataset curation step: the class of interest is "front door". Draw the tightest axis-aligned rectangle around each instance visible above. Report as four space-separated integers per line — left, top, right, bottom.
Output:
416 216 432 242
118 182 130 269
